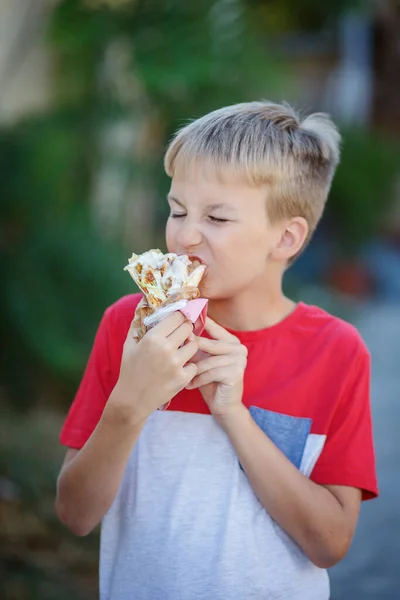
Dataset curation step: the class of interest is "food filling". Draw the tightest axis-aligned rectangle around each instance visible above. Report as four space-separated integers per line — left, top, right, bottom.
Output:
124 249 206 308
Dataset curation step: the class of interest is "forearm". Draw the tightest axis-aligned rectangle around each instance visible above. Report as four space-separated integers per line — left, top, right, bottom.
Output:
219 406 352 568
56 385 146 536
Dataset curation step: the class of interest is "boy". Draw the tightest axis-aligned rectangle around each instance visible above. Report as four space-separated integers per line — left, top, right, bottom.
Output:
56 101 378 600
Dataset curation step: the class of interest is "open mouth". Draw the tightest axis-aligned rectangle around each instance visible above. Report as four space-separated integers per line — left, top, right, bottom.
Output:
188 256 209 281
188 255 207 267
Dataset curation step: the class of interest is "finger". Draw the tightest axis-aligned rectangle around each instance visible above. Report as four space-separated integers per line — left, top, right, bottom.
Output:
168 320 194 348
205 317 240 343
177 340 199 365
181 362 198 386
152 310 188 336
196 336 237 356
194 354 234 375
186 368 223 389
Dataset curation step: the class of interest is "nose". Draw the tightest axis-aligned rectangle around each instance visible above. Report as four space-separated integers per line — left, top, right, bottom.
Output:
175 218 203 249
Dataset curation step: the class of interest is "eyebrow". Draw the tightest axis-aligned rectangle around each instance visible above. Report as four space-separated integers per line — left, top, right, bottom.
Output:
168 195 236 212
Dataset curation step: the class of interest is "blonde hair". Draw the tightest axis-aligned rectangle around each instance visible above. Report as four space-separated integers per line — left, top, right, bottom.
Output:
164 101 341 250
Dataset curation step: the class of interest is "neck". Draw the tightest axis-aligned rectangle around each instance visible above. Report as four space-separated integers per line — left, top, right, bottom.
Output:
207 272 296 332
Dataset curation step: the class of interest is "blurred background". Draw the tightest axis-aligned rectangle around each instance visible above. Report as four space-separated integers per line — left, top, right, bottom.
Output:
1 0 399 598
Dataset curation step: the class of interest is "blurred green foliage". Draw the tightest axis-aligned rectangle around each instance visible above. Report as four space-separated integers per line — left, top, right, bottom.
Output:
1 114 129 409
247 0 361 32
328 127 400 255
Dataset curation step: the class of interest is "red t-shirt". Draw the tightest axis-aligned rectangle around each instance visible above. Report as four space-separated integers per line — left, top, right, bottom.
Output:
60 293 378 500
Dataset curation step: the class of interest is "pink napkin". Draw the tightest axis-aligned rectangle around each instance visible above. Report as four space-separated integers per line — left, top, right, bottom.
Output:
179 298 208 336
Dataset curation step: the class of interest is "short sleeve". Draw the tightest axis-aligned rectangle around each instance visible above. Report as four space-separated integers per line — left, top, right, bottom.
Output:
311 345 378 500
60 308 115 449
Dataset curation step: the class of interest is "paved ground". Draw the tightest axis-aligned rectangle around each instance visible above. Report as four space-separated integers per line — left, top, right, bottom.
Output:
330 302 400 599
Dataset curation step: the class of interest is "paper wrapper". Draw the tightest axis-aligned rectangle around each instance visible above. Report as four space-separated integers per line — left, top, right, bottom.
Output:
132 296 208 410
144 298 208 336
131 294 208 341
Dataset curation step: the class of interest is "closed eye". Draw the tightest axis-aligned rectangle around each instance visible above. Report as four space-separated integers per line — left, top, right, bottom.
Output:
170 213 228 224
209 216 228 223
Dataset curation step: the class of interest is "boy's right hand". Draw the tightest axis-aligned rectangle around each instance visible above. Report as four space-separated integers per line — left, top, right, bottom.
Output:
111 311 198 423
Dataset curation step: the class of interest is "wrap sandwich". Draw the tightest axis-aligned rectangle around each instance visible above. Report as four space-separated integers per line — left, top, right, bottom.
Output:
124 249 207 341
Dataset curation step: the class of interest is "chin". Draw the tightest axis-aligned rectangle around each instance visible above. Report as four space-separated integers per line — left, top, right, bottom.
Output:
199 283 232 301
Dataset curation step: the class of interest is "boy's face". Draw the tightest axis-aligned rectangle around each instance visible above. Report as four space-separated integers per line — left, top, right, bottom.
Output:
166 169 286 301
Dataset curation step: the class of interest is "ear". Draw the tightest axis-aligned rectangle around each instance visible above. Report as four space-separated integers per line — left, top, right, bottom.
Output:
270 217 309 262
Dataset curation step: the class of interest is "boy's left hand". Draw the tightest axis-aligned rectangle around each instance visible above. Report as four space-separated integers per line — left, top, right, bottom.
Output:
186 317 247 418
